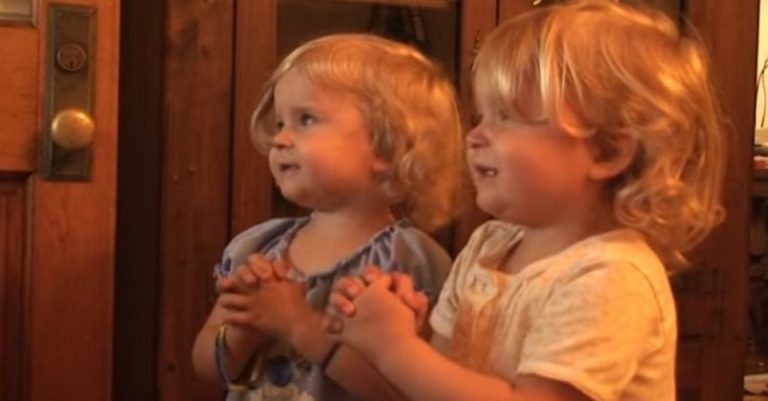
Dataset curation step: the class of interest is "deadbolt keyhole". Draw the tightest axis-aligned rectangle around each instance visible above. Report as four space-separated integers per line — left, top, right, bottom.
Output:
56 43 88 72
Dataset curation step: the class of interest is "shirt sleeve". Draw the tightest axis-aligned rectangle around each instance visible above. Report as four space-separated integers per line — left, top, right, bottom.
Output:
388 227 453 306
516 260 666 401
212 218 296 278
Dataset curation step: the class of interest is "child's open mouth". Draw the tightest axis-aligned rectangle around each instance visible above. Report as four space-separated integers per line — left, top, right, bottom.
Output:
279 163 299 172
474 165 498 177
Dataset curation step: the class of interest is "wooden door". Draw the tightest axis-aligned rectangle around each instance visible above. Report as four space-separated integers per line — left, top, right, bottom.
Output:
680 2 757 400
0 1 119 401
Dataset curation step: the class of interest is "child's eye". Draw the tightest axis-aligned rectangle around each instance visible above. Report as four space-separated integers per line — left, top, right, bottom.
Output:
274 119 285 131
497 110 511 121
299 113 316 127
469 112 483 128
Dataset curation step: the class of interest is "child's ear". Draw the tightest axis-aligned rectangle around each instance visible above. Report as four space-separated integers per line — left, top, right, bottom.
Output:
587 131 638 181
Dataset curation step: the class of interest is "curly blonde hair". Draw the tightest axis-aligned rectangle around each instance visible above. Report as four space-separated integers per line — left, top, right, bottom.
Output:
251 34 465 231
474 0 726 262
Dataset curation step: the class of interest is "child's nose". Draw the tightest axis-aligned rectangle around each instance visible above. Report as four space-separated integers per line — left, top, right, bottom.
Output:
466 124 489 149
271 129 293 149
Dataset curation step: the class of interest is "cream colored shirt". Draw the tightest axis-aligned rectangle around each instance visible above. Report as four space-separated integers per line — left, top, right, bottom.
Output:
429 221 677 401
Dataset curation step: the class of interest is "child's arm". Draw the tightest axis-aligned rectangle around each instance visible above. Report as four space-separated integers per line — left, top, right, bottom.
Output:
192 258 277 385
333 275 591 401
373 330 589 401
191 302 270 385
281 303 409 401
243 264 409 401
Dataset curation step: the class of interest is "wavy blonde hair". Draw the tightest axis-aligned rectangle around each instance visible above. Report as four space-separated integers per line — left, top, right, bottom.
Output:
251 34 465 231
474 0 726 264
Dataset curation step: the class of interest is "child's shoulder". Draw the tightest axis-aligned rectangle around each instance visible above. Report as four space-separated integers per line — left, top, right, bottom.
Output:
385 221 451 269
574 228 665 274
383 221 454 301
389 221 450 259
554 229 672 302
215 217 306 277
462 220 525 260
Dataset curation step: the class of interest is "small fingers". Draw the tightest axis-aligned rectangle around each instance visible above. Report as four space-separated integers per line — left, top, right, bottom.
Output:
216 276 238 293
217 293 250 311
333 276 367 300
221 310 257 326
360 266 384 285
322 313 344 334
391 272 415 299
246 253 276 283
367 273 393 291
328 291 356 317
232 263 260 288
406 292 429 316
272 259 291 280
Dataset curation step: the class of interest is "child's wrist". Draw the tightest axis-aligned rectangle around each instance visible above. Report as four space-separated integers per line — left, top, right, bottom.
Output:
225 323 268 346
371 333 422 373
215 324 260 390
319 342 341 372
285 307 311 342
286 309 327 357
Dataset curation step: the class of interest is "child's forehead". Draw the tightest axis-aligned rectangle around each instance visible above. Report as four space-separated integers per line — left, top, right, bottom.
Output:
273 71 363 112
275 69 340 97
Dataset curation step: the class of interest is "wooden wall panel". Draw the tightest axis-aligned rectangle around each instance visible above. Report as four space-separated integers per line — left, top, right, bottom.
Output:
682 1 758 400
230 0 275 235
451 0 496 253
0 26 36 172
498 0 535 22
157 0 234 400
114 0 164 399
0 180 26 401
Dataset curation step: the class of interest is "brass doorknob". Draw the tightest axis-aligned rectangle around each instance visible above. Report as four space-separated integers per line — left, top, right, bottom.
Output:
51 108 95 150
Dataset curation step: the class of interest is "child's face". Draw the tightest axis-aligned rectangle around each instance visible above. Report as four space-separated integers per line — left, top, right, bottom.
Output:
269 69 388 211
466 106 598 228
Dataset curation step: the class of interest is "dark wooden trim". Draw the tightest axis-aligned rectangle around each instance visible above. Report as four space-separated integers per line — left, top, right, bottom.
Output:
114 0 165 399
498 0 534 22
157 0 235 400
230 0 276 235
682 1 758 400
0 181 26 401
451 0 496 253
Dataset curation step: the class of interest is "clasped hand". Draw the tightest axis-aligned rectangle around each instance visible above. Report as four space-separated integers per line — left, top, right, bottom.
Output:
324 266 430 362
216 253 310 339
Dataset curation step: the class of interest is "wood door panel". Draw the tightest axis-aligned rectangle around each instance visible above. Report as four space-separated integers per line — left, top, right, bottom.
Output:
0 26 37 171
0 179 26 401
0 0 119 400
231 0 275 234
27 180 116 401
685 1 757 400
450 0 496 254
498 0 534 22
677 340 705 401
673 269 718 338
158 0 233 400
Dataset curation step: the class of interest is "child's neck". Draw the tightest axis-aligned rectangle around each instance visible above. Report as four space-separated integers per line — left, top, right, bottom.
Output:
287 206 396 276
502 204 622 275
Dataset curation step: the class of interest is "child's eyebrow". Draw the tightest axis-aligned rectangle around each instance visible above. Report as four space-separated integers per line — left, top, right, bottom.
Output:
287 104 320 114
275 104 317 117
